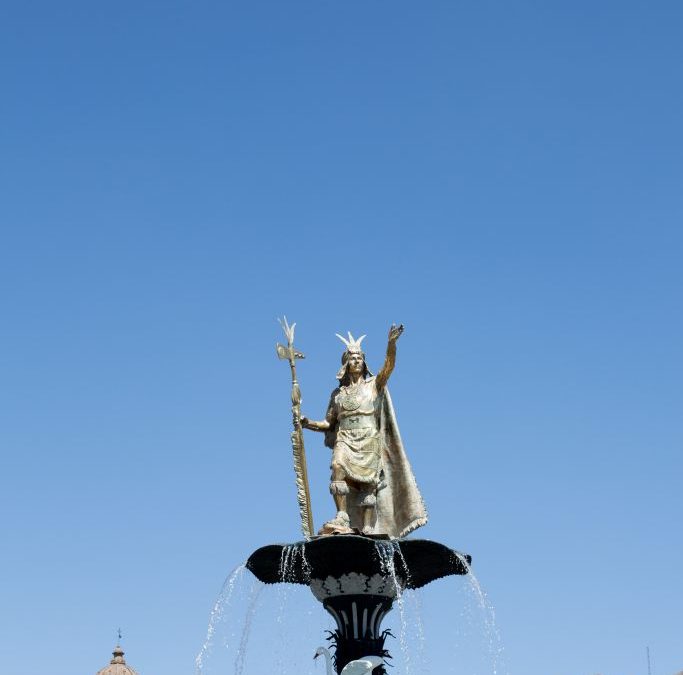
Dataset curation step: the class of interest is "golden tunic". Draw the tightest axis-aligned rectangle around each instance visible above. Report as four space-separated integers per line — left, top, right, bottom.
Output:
326 377 382 485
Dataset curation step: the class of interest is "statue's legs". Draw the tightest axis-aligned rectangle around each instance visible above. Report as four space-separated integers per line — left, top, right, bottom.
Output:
317 462 354 534
330 476 349 520
319 447 382 535
359 489 377 535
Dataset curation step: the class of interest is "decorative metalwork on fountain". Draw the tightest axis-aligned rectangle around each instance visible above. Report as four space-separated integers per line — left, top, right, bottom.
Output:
310 572 404 601
323 593 395 642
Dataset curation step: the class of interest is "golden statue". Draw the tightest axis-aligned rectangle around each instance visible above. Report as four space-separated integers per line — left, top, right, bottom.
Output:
301 325 428 537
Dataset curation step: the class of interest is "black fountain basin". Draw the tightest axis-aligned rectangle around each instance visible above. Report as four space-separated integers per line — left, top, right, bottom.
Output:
246 535 471 590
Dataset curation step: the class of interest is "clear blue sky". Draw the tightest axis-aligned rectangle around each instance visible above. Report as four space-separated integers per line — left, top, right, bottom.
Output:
1 2 681 675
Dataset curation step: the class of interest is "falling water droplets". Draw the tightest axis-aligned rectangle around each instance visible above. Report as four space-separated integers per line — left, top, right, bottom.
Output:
197 542 325 675
374 540 414 675
404 587 429 675
195 563 247 675
234 582 264 675
453 552 506 675
273 542 319 675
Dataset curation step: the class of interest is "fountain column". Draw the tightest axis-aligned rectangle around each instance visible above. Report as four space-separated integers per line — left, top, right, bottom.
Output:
310 571 401 670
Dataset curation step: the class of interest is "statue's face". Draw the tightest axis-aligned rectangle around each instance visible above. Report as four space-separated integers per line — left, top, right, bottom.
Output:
347 352 364 374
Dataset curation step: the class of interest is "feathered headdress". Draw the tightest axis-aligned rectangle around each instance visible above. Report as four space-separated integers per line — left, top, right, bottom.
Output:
335 331 366 353
335 331 373 380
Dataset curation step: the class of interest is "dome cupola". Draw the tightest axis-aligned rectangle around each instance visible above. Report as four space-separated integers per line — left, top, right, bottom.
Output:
95 644 139 675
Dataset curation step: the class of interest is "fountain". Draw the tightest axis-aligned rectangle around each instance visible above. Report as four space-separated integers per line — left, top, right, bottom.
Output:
238 320 473 674
247 537 470 673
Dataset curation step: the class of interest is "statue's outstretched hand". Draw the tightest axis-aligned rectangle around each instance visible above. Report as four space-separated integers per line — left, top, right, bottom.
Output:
388 323 404 343
299 415 309 429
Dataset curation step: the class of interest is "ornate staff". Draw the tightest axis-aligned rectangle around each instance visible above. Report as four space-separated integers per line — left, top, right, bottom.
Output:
276 317 315 538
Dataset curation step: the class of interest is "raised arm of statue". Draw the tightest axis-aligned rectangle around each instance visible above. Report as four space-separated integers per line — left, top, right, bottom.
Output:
376 323 403 391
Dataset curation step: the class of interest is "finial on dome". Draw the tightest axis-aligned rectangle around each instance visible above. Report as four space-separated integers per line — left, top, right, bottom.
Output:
111 633 126 665
111 643 126 665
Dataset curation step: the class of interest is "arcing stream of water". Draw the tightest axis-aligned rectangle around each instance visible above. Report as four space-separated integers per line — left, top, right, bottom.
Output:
234 581 264 675
195 563 248 675
375 540 414 675
453 552 506 675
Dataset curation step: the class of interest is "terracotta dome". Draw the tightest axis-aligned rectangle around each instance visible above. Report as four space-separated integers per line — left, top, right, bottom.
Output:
95 645 139 675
